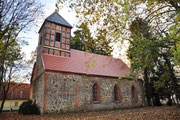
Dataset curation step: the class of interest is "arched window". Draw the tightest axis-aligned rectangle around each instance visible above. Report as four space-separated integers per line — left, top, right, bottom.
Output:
93 83 100 102
114 85 121 102
114 86 118 101
132 86 138 103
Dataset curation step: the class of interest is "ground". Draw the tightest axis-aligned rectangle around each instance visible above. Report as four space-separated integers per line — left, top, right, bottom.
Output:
0 106 180 120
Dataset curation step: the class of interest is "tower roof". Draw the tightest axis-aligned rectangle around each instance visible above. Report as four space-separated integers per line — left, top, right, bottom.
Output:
39 12 72 33
46 12 72 28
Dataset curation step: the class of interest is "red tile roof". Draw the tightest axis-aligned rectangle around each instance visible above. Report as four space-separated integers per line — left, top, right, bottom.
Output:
0 84 30 100
42 49 130 77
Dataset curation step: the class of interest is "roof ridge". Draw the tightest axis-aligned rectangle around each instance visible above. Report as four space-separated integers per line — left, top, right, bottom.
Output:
71 49 124 61
54 12 71 26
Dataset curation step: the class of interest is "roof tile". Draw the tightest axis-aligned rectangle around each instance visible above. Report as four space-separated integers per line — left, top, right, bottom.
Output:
42 49 130 77
0 84 30 100
46 12 72 28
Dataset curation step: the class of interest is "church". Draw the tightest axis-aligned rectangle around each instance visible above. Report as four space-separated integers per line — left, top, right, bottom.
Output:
30 11 145 114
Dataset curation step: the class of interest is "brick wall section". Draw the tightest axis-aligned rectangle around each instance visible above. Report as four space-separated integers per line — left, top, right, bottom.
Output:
42 71 144 113
40 21 71 57
43 72 49 113
74 82 79 109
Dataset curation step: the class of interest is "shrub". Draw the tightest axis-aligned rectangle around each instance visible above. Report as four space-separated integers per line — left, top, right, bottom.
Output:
18 100 40 115
167 99 173 106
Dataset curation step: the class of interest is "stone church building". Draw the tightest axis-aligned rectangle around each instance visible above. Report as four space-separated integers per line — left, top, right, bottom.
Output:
30 12 145 114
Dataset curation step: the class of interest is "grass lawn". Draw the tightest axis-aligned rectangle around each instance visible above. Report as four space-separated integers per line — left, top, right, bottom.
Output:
0 106 180 120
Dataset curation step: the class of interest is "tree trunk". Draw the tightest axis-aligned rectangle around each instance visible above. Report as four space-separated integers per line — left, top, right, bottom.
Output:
163 55 179 99
167 95 173 106
0 96 6 113
153 94 162 106
176 95 180 106
0 85 9 113
0 91 6 113
144 68 152 106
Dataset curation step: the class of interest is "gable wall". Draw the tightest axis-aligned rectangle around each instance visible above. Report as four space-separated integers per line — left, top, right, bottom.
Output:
42 71 145 114
31 53 45 114
32 73 44 114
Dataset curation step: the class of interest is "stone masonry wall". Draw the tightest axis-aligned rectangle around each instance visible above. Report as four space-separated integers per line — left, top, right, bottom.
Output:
31 48 45 114
43 71 144 114
32 73 44 114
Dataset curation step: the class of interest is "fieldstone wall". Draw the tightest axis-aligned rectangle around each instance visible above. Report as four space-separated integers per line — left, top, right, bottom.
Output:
32 73 44 114
43 71 145 114
31 49 45 114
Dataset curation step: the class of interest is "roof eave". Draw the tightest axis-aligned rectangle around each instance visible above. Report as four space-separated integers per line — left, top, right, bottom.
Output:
45 68 127 78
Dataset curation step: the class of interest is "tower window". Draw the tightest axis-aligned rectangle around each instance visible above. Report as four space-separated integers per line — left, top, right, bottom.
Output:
40 36 42 45
55 32 61 42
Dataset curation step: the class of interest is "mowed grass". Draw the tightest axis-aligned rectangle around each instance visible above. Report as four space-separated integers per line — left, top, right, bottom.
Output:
0 106 180 120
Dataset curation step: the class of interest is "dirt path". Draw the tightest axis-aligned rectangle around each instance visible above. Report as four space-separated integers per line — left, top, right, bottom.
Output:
0 106 180 120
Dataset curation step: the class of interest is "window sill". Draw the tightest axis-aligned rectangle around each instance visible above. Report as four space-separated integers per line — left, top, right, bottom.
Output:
93 101 100 104
114 101 121 103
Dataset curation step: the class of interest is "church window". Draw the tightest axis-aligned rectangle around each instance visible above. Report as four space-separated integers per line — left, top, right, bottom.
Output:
114 85 121 102
93 84 98 101
132 86 138 103
114 86 118 101
93 83 100 102
55 32 61 42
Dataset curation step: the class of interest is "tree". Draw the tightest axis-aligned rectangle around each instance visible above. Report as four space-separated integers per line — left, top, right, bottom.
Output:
71 30 84 51
23 49 37 82
71 23 112 56
56 0 180 106
152 65 175 105
0 0 43 112
128 17 180 105
0 0 43 52
173 42 180 65
56 0 179 59
0 38 22 112
128 17 159 105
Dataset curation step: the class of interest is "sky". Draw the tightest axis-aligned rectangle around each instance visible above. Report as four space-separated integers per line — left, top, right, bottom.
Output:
20 0 130 66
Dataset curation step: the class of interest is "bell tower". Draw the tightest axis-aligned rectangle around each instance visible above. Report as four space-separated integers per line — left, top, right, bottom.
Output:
37 11 72 57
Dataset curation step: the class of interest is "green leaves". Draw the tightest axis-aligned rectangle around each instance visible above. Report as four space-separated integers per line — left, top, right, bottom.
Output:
173 42 180 65
71 23 112 56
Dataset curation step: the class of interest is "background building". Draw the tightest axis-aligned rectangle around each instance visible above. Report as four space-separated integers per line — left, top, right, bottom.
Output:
0 83 30 111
